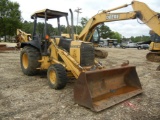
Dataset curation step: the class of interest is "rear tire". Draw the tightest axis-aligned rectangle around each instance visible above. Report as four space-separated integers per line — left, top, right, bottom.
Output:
20 46 41 76
47 64 68 89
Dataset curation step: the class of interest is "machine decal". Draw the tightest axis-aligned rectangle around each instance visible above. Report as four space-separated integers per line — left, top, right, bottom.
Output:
106 14 119 20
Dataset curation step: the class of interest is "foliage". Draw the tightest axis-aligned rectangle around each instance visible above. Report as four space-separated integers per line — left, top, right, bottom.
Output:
110 31 122 42
130 35 150 42
21 21 54 39
98 24 114 39
0 0 22 41
21 21 33 34
80 17 88 28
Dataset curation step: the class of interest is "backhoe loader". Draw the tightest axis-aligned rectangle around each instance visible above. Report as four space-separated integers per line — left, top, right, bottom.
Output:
15 29 31 48
19 8 143 112
146 30 160 71
146 30 160 70
19 0 160 111
20 1 160 111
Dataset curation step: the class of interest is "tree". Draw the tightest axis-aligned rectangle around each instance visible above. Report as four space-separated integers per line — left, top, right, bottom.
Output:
130 36 134 41
80 17 88 28
36 22 44 37
98 24 114 39
21 21 55 39
76 25 83 34
47 23 54 36
130 35 150 42
60 25 67 34
21 21 33 34
111 31 122 42
0 0 22 41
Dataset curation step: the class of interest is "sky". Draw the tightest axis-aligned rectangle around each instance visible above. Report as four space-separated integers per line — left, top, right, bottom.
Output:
10 0 160 38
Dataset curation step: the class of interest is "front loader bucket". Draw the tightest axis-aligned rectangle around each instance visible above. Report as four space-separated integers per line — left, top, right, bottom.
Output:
74 66 142 112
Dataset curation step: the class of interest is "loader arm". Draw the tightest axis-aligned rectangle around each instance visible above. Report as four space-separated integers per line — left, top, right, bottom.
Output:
49 39 81 78
49 38 104 78
48 38 143 112
78 1 160 42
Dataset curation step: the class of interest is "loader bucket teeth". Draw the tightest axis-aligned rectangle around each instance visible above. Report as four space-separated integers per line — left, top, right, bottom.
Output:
74 66 142 112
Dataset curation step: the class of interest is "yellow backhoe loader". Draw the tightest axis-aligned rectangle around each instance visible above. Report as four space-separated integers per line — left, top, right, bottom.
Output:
19 8 142 112
15 29 31 48
146 30 160 70
19 0 159 111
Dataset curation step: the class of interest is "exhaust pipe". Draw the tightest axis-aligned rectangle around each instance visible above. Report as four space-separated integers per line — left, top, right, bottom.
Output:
69 9 74 40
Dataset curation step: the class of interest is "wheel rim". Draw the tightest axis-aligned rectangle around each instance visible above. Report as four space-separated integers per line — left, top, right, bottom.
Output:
22 53 28 69
49 70 57 84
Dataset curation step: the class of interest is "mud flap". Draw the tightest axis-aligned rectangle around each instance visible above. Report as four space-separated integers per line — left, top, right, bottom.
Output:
74 66 142 112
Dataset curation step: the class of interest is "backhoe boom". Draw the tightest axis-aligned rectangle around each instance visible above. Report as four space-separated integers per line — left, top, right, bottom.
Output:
78 1 160 42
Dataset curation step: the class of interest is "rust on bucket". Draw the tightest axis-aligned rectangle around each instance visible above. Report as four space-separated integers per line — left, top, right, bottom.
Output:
74 66 142 112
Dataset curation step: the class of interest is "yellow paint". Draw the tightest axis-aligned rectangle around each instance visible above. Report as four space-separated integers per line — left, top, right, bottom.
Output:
70 41 81 64
49 69 57 84
39 56 51 70
22 53 28 69
149 42 160 51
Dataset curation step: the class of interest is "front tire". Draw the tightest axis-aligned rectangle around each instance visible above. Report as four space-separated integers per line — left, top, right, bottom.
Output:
47 64 68 89
20 46 41 76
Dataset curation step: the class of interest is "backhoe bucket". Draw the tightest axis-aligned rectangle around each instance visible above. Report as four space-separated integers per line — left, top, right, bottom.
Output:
74 66 142 112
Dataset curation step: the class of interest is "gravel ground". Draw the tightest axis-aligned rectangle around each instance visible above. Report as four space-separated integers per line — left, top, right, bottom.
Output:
0 47 160 120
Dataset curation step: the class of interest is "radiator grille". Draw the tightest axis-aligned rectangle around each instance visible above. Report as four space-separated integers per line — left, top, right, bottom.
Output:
80 43 94 66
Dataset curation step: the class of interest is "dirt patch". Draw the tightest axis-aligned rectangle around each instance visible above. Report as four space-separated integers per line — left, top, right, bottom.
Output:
0 48 160 120
0 42 17 47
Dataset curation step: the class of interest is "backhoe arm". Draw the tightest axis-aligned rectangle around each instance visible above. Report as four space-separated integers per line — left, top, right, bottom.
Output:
78 11 137 41
132 1 160 36
78 1 160 41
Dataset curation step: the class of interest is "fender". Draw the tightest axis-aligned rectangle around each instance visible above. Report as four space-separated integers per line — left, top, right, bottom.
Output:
20 36 41 51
